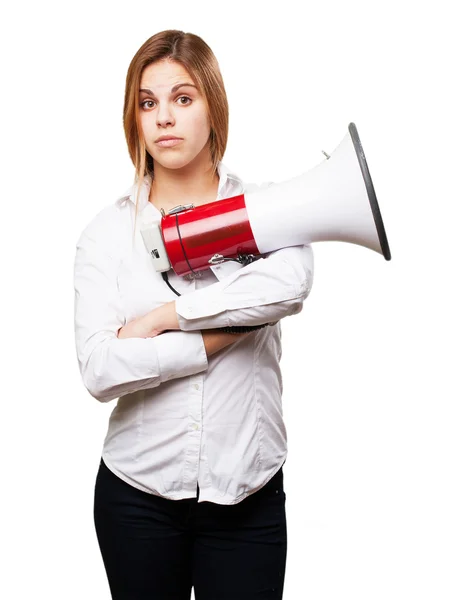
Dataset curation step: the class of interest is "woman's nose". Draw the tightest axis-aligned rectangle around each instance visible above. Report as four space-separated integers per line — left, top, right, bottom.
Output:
156 104 175 127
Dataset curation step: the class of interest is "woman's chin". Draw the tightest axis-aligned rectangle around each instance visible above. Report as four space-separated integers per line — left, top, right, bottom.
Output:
154 153 201 172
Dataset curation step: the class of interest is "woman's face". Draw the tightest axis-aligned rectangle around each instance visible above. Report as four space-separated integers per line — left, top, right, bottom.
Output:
139 59 212 171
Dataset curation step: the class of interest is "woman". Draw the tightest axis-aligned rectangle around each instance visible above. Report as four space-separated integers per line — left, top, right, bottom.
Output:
73 30 314 600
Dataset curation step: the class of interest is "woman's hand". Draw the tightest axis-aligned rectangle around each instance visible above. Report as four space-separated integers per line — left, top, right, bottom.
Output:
116 301 180 339
117 314 160 339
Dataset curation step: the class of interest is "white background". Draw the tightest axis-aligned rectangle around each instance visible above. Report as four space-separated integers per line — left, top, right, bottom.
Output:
1 1 448 598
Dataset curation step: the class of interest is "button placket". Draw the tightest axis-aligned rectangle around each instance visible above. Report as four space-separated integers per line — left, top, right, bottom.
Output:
185 381 202 494
190 379 202 432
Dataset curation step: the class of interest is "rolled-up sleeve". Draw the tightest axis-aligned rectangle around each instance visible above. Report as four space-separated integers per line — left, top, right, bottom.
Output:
175 243 314 330
74 227 208 403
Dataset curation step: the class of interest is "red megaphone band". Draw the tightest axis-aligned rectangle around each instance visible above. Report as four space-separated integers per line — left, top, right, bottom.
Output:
161 194 260 276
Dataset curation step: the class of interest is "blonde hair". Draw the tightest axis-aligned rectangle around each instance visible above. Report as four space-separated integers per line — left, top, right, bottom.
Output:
123 30 229 244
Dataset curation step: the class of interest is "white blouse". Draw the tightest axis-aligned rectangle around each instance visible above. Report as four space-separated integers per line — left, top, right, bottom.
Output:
73 161 314 505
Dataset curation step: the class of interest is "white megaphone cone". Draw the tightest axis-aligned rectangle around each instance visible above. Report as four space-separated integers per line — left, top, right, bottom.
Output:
140 122 391 276
245 123 390 259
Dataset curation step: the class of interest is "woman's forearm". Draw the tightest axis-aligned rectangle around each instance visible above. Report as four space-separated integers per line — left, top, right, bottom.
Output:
201 330 251 356
150 303 252 356
119 310 251 356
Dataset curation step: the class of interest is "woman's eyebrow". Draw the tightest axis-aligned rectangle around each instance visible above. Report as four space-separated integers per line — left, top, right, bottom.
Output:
139 83 197 96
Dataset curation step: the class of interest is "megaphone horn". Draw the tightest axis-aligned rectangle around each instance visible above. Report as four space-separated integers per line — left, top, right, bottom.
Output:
140 122 391 276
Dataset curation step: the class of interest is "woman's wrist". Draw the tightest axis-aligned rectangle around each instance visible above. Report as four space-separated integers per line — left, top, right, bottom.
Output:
139 301 180 337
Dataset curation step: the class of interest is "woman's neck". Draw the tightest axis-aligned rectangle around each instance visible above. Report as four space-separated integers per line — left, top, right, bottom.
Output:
149 157 220 212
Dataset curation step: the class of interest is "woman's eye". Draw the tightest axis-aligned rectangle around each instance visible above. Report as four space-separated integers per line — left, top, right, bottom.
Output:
177 96 192 105
140 96 192 110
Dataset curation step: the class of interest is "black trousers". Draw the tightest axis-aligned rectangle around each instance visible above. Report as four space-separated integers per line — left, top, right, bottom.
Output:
94 457 287 600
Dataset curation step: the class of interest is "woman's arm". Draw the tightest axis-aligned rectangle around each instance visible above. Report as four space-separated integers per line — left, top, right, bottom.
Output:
117 313 251 357
175 244 314 330
201 329 251 356
74 228 212 404
137 245 314 333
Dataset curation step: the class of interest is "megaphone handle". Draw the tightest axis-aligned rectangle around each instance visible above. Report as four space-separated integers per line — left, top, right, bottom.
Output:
209 252 259 267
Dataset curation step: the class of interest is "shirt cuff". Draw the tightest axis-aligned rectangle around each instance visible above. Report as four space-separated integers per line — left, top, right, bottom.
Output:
152 330 208 383
176 307 230 331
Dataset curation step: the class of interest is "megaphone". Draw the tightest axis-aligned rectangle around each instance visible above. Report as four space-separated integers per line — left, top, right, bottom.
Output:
140 122 391 276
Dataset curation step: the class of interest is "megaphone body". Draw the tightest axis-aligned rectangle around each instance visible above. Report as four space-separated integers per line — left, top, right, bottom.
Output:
140 122 391 276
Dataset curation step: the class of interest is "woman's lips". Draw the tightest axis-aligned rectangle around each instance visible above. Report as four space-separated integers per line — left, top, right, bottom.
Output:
156 138 183 147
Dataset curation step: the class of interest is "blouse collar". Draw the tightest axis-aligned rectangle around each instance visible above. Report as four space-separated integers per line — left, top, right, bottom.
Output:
116 161 243 213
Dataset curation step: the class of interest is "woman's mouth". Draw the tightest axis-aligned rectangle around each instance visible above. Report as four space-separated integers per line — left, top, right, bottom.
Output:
155 138 183 147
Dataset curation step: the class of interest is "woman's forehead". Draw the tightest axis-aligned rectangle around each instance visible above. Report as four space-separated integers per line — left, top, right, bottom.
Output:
140 60 193 86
